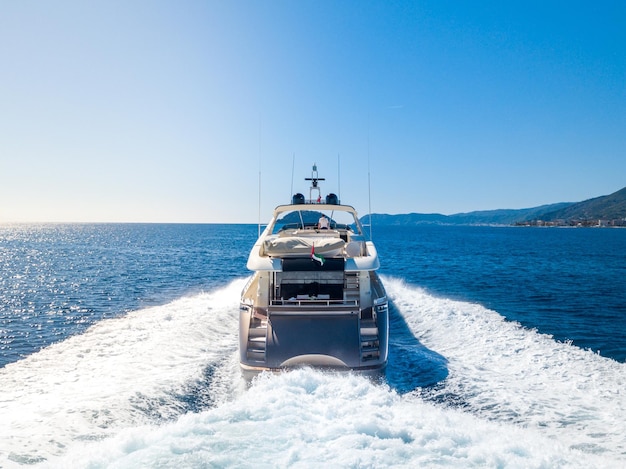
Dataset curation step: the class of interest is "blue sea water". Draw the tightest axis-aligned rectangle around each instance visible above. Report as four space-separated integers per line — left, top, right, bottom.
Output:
0 224 253 366
1 223 625 467
375 225 626 363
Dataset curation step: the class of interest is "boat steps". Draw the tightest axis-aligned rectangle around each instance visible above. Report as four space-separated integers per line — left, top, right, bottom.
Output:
247 318 267 362
344 272 360 302
359 319 380 362
248 326 267 339
246 349 266 363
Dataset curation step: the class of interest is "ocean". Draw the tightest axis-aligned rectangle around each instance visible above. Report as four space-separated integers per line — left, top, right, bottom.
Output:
1 223 624 468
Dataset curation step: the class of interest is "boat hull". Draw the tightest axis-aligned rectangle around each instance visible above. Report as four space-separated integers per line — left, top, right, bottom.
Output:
239 270 388 377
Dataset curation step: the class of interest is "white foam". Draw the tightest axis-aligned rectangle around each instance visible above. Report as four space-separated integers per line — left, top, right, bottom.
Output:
40 370 616 468
384 277 626 461
2 278 625 468
0 279 247 467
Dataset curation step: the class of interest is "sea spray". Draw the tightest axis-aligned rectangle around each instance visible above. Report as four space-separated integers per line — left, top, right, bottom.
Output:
384 276 626 459
0 280 247 467
1 279 624 467
42 369 615 468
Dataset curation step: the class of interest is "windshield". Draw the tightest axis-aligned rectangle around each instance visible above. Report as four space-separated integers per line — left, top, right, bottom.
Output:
270 209 361 235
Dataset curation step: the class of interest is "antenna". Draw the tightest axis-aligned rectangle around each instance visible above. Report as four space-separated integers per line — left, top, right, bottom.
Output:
257 115 262 237
290 153 295 199
337 154 341 203
367 131 373 240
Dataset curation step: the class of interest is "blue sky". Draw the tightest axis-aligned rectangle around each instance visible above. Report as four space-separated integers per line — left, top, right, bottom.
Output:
1 1 624 223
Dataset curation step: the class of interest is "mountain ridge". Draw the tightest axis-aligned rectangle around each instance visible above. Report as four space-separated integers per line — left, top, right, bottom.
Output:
362 187 626 226
540 186 626 222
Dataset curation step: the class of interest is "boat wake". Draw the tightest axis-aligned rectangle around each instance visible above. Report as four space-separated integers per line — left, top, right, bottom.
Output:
384 277 625 460
0 280 246 467
0 278 624 468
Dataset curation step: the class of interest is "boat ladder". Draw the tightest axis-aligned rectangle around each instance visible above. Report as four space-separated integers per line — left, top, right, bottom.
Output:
246 315 268 363
359 318 380 362
344 272 360 303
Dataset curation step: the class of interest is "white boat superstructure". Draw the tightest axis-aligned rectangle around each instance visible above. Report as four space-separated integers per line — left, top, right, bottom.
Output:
239 164 388 376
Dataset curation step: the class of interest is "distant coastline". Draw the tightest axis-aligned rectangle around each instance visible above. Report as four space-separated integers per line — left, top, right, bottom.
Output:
513 219 626 228
364 186 626 227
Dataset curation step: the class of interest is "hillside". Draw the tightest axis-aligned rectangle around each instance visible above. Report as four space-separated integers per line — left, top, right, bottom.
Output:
363 202 572 226
540 187 626 222
362 187 626 226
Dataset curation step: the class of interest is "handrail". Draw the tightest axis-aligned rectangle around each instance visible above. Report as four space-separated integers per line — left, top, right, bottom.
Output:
241 275 255 296
268 301 360 316
270 299 358 307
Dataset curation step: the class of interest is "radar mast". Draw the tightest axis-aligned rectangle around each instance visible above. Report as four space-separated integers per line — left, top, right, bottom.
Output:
305 163 325 203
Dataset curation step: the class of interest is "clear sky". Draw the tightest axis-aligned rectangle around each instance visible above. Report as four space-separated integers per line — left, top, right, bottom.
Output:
1 1 625 223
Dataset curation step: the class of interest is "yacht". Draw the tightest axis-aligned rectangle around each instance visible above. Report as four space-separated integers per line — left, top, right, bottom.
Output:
239 164 388 377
